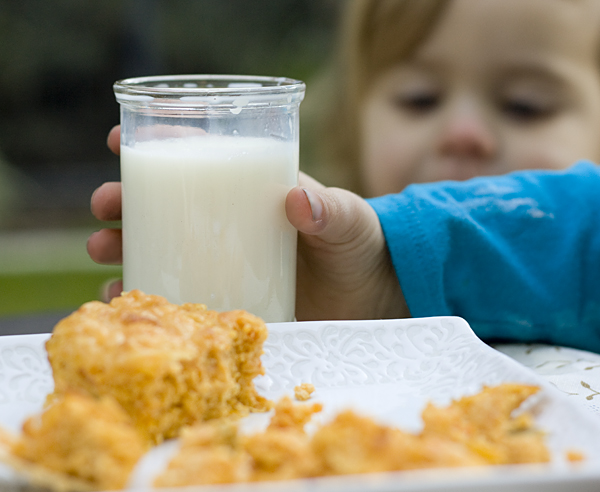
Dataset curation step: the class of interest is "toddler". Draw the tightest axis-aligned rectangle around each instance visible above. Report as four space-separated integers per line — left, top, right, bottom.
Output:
89 0 600 352
307 0 600 196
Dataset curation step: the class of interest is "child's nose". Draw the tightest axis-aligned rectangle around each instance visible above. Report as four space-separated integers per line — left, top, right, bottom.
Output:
437 101 497 161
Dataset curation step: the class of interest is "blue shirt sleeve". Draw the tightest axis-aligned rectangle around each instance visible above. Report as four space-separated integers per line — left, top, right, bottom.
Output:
367 161 600 352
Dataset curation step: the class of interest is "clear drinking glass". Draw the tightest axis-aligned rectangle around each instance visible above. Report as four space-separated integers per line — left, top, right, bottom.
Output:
113 75 305 322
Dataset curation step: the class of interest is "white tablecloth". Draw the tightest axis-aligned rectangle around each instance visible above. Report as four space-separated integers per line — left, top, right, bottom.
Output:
495 344 600 416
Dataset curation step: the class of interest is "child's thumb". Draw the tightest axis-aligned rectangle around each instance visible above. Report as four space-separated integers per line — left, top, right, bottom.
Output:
285 184 380 246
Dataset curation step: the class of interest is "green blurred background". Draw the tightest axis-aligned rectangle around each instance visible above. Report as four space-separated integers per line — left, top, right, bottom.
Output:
0 0 340 320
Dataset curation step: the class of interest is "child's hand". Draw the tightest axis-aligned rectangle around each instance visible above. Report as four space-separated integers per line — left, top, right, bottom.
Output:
88 126 409 320
87 179 123 301
87 124 121 266
286 174 408 320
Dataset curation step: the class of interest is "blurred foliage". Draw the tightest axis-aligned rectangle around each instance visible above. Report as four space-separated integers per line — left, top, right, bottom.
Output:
0 270 122 316
0 0 125 167
158 0 339 81
0 0 341 317
0 0 341 231
0 0 340 172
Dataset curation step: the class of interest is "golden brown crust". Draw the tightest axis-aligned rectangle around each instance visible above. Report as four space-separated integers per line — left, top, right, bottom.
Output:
0 450 96 492
155 383 551 487
1 291 555 489
421 383 549 464
9 392 145 491
154 422 253 487
45 290 271 445
267 395 322 432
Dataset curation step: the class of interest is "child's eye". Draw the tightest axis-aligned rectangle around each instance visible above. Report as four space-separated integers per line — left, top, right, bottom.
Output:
501 98 555 123
393 92 441 114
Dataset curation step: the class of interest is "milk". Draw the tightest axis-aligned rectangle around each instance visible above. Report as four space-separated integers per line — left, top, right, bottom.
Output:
120 135 298 322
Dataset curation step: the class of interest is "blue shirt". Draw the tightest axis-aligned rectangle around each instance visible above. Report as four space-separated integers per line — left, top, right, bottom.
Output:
367 161 600 353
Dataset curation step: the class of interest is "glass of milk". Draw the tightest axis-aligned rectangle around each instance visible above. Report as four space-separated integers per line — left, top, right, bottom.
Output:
113 75 305 322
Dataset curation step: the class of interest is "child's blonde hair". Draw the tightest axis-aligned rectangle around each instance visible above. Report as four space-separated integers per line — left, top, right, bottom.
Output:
302 0 450 195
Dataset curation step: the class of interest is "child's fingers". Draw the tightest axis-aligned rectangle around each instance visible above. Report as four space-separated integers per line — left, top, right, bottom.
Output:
100 279 123 302
87 229 123 265
91 182 122 221
107 125 121 155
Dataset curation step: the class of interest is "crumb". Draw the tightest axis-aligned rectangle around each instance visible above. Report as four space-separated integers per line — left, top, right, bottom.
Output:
154 421 252 487
294 383 315 401
155 396 323 487
268 396 322 432
243 427 320 481
421 383 549 465
155 383 549 487
566 449 585 462
4 290 556 490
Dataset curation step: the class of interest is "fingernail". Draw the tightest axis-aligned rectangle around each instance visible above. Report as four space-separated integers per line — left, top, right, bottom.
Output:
302 188 323 222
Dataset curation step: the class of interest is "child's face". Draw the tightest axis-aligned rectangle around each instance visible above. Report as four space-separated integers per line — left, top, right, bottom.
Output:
360 0 600 197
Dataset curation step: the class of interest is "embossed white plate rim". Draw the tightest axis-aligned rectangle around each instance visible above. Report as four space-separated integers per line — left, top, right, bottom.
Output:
1 317 600 491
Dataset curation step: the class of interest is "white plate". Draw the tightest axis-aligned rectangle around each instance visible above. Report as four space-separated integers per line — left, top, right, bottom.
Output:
1 316 600 491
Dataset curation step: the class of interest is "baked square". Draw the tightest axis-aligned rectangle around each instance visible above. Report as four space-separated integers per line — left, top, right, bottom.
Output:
45 290 271 444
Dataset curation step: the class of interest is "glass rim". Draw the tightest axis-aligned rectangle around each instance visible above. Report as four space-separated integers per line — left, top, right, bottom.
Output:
114 74 305 98
114 75 305 110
